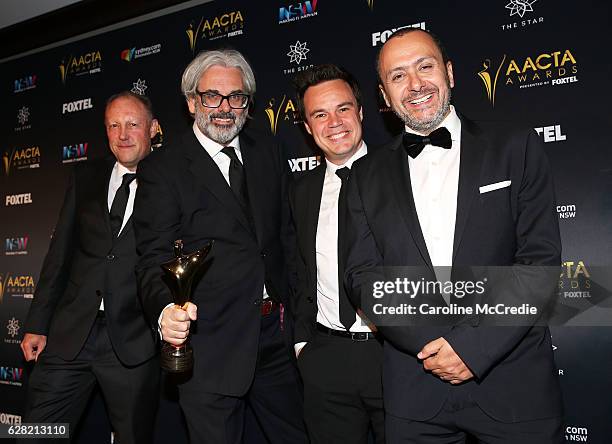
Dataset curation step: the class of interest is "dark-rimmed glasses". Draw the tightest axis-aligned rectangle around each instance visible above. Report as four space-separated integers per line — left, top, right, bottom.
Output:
196 90 250 109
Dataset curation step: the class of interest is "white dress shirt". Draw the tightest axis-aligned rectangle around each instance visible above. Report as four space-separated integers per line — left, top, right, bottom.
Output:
295 142 369 356
192 122 243 183
101 162 137 311
407 105 461 302
316 142 370 332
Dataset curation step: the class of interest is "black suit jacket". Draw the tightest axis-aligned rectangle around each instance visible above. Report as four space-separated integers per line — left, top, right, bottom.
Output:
24 158 157 366
344 116 563 423
290 159 366 343
133 128 296 397
290 164 326 343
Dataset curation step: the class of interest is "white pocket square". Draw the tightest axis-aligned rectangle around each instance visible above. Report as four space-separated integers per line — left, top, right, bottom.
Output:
479 180 511 194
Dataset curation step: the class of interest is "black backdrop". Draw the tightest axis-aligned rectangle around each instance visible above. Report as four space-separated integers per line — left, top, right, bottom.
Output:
1 1 611 443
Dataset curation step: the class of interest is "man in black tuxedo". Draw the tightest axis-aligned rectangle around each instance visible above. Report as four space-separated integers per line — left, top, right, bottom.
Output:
133 49 306 444
21 91 160 443
290 64 384 443
344 29 563 443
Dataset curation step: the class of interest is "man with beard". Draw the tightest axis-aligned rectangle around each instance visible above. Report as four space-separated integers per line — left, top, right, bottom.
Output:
133 49 306 443
343 29 563 442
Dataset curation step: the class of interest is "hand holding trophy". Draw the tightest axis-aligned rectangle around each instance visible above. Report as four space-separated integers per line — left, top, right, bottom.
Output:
160 239 213 372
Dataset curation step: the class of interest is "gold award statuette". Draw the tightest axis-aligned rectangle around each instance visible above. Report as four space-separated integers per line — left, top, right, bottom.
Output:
160 239 213 372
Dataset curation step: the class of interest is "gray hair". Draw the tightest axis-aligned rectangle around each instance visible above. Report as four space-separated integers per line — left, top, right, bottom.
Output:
181 49 256 99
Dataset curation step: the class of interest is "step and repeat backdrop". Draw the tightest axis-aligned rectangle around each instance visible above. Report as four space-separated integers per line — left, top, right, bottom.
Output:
1 0 611 442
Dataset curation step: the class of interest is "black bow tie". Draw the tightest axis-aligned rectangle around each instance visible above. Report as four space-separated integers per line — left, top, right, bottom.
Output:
402 127 452 158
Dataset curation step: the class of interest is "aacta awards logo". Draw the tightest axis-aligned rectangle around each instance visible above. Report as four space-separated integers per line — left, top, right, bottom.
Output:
59 50 102 84
279 1 318 25
0 273 35 300
14 75 37 93
365 0 374 10
5 236 29 256
186 11 244 53
152 122 164 149
264 95 301 135
559 260 591 299
3 147 41 176
62 143 88 164
478 49 578 106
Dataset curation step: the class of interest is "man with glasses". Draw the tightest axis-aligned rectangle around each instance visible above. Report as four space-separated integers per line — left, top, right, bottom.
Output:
133 49 306 444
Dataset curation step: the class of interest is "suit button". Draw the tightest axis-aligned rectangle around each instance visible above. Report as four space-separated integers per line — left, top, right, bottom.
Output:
260 252 266 258
106 254 115 260
307 297 313 303
253 299 262 306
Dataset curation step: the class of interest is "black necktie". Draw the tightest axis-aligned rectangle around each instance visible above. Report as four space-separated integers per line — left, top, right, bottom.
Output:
109 173 136 238
221 146 253 221
403 127 452 158
335 167 356 330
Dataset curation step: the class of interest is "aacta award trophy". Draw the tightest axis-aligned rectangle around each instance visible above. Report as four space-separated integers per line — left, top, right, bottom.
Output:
160 239 213 372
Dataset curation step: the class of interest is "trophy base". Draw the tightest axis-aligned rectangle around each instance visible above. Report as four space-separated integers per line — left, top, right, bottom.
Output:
161 342 193 373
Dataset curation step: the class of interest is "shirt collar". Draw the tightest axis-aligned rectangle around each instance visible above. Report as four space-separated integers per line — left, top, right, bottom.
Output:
112 161 136 183
324 141 368 176
192 121 241 157
404 105 461 143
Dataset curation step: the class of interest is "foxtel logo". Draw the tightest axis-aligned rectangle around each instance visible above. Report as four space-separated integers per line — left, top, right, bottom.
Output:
0 412 22 425
288 156 320 172
5 193 32 206
62 98 93 114
534 125 566 142
371 22 426 46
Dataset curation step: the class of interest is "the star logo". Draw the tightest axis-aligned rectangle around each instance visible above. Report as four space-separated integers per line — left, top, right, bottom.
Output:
505 0 537 18
17 107 30 125
131 79 148 95
287 41 310 65
7 317 19 338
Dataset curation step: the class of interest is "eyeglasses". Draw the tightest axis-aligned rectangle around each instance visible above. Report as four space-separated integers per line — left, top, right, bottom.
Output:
196 90 250 109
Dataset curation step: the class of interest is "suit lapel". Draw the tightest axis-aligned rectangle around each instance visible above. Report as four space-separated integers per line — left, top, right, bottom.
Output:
304 164 325 274
98 158 115 237
452 117 485 261
184 132 252 234
386 136 433 270
240 132 271 242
